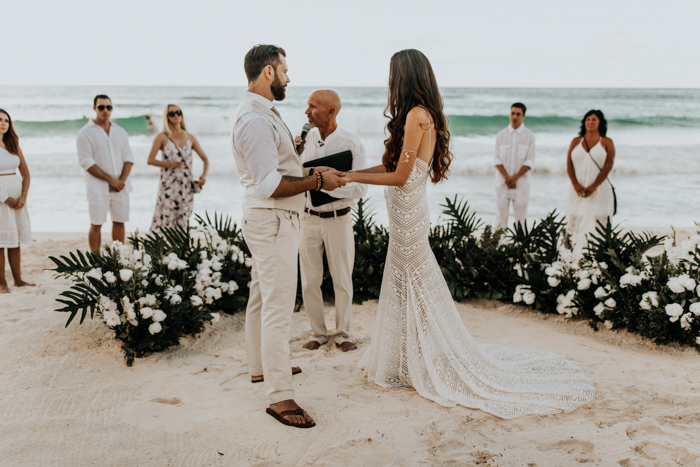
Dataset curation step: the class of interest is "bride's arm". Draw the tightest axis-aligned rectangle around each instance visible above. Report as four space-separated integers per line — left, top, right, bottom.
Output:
343 108 427 186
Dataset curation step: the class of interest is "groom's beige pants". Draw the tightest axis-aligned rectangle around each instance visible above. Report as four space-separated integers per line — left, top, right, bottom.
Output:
241 208 299 405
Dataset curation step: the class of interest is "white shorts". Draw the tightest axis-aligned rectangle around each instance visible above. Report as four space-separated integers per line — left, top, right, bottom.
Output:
88 191 130 225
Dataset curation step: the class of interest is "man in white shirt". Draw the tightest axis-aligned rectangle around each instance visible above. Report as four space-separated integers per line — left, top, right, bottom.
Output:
76 95 134 251
294 90 367 353
231 45 345 429
494 103 535 228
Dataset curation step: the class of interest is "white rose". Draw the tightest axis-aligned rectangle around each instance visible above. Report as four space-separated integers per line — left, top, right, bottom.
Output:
696 336 700 345
604 298 616 308
594 287 608 299
155 276 163 287
119 269 134 282
168 261 179 271
577 270 590 280
689 302 700 316
593 302 606 316
174 285 183 293
665 303 684 322
210 312 220 324
547 276 560 287
170 294 182 305
200 251 208 260
104 312 121 327
141 280 149 287
87 268 103 280
605 320 614 329
680 313 694 330
513 291 523 303
679 274 697 291
228 281 239 293
245 258 253 268
152 309 167 322
191 295 203 307
104 271 116 284
148 322 162 335
667 277 686 294
523 291 536 305
577 278 592 291
544 266 556 277
599 262 608 269
647 291 659 307
639 297 652 311
140 307 154 319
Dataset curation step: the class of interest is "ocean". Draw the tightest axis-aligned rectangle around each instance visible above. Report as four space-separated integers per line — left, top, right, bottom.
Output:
2 86 698 233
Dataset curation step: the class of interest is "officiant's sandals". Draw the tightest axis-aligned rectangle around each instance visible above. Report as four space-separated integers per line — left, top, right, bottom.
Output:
251 367 302 383
266 406 316 429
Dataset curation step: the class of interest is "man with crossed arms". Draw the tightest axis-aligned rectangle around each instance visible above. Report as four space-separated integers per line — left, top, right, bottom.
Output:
295 90 367 353
231 44 345 429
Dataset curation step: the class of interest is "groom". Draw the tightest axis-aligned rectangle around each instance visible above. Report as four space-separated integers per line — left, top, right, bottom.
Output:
231 44 346 428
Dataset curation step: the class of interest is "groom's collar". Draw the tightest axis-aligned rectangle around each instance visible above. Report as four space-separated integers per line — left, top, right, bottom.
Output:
245 91 274 110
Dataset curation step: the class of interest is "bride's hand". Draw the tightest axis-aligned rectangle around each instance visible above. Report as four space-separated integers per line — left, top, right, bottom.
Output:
339 172 354 183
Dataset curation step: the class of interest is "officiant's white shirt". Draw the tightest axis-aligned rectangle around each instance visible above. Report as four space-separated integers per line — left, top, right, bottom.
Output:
493 123 536 189
301 126 367 212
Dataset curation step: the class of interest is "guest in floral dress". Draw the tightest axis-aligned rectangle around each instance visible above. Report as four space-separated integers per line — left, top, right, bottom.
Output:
147 105 209 232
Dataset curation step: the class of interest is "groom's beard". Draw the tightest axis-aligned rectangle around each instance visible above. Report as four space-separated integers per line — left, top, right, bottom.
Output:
271 74 287 101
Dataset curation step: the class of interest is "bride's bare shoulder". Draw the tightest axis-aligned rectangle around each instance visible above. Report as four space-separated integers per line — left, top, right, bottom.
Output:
406 106 432 127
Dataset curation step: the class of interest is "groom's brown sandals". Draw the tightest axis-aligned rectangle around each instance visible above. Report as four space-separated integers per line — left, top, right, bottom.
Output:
251 367 302 383
266 406 316 429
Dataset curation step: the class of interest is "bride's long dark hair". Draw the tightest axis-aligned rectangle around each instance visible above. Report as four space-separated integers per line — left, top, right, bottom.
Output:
382 49 452 183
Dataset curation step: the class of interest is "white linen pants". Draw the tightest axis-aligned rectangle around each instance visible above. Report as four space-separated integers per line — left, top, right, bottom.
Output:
299 213 354 345
241 208 299 405
495 185 530 228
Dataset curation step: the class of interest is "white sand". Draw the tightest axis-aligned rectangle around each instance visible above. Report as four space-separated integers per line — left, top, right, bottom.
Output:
1 236 699 466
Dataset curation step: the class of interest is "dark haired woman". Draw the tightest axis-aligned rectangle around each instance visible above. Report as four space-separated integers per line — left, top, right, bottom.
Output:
344 49 595 419
0 109 34 293
147 104 209 232
565 110 615 238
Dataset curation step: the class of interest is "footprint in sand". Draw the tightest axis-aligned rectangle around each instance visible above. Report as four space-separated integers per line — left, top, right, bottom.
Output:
536 439 595 454
315 437 396 467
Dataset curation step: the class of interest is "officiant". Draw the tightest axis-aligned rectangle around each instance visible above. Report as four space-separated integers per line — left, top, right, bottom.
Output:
295 90 367 352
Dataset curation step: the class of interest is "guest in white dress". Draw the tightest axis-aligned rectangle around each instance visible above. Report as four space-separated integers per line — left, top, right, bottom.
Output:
147 105 209 232
0 109 34 293
565 110 616 240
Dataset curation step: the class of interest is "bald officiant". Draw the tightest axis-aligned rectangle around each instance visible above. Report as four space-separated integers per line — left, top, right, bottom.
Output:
294 90 367 352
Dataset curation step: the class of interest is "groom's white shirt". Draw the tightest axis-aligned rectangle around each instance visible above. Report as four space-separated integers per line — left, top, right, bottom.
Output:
232 92 283 198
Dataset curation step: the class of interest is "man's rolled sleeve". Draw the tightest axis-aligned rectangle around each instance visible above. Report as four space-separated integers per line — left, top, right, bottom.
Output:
523 137 536 168
234 116 282 199
76 133 96 171
494 137 504 166
122 133 135 165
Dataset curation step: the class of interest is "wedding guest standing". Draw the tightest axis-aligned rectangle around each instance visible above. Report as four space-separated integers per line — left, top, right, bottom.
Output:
76 95 134 251
565 109 616 239
295 90 367 353
494 103 535 228
0 109 34 293
147 105 209 232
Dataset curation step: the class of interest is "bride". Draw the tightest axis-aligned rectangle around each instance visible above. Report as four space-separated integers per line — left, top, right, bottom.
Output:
341 49 595 419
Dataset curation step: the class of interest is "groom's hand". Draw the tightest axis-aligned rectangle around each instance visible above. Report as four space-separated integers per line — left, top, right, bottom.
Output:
321 170 347 191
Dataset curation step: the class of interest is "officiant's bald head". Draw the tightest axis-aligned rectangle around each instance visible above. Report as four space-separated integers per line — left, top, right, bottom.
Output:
306 90 342 132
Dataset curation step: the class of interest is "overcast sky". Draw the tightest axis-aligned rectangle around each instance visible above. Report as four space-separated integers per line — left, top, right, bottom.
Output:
3 0 698 88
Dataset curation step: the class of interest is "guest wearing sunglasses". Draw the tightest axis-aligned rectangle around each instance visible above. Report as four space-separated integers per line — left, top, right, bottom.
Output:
76 95 135 251
147 104 209 232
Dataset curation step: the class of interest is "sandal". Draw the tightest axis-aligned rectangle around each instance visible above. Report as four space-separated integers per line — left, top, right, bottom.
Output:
266 406 316 429
251 367 302 383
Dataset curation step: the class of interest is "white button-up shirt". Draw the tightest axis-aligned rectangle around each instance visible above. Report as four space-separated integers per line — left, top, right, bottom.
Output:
301 126 367 212
232 92 285 199
76 120 134 196
494 123 535 189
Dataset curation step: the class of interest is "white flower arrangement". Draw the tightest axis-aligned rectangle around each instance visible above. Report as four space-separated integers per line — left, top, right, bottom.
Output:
639 291 659 310
556 290 578 318
665 303 684 322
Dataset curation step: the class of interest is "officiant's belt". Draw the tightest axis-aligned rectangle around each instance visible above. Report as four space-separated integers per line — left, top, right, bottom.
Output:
305 207 351 218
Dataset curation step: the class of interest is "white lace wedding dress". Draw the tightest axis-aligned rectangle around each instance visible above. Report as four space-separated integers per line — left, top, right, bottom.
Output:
358 142 596 419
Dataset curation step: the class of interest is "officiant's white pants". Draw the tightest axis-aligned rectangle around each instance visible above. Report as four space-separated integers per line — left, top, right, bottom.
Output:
241 208 299 405
299 214 354 345
495 185 530 228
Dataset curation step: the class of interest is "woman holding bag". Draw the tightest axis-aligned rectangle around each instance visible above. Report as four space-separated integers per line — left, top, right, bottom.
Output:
147 104 209 232
565 109 616 241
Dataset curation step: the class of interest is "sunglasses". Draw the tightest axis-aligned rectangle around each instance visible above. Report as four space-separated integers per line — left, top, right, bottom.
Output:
97 105 113 111
168 110 182 117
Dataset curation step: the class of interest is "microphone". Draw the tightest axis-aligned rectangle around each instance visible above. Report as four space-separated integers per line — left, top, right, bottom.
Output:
297 123 311 153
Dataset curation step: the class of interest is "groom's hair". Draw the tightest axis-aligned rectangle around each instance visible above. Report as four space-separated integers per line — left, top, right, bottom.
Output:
244 44 286 83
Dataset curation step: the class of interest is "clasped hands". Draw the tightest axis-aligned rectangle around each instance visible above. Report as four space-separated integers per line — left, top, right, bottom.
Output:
3 196 26 209
575 184 597 198
108 177 126 193
311 166 349 191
